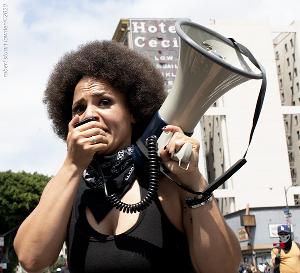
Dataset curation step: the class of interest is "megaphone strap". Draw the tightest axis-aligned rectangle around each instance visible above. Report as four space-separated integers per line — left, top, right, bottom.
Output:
228 38 267 158
185 39 267 208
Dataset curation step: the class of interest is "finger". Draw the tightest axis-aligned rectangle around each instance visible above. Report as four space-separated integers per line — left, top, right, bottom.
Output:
169 131 200 152
166 132 186 155
88 135 98 145
83 138 110 156
162 126 188 154
91 142 109 153
172 140 188 157
77 120 101 131
85 134 109 145
68 115 80 130
159 145 172 161
160 136 186 161
167 139 184 157
162 125 183 134
80 127 107 138
161 133 200 166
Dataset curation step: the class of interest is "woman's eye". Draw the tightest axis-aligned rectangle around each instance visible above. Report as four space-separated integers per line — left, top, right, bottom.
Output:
99 98 112 107
72 105 85 115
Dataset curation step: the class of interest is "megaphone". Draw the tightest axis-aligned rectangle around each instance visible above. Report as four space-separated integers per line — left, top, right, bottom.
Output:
135 20 264 164
106 20 266 212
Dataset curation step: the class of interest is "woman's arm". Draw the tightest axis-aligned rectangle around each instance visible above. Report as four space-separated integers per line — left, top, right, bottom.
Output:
13 162 82 272
159 125 241 273
180 177 241 273
14 115 108 272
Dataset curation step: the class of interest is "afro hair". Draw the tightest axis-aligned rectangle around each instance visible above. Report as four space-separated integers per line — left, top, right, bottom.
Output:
43 40 166 142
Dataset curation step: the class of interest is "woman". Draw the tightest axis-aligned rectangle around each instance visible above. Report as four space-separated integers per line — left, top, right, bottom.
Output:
14 41 241 273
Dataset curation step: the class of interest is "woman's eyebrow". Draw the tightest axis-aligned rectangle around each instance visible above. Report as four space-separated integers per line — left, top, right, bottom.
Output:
90 90 106 96
72 98 85 109
72 90 110 108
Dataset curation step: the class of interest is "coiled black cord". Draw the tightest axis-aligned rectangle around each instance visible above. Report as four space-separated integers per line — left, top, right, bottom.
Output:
104 135 159 213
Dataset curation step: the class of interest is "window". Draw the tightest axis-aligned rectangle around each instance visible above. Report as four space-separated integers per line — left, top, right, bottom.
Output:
287 57 290 66
289 152 294 162
289 72 292 80
297 82 299 91
291 168 297 180
294 115 298 126
281 92 285 102
215 116 219 126
287 135 292 145
285 120 288 131
285 43 288 52
294 194 300 205
275 51 279 60
290 38 294 48
292 53 295 62
294 68 298 77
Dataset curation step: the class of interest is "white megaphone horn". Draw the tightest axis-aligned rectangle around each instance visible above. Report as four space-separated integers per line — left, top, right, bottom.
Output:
134 20 265 169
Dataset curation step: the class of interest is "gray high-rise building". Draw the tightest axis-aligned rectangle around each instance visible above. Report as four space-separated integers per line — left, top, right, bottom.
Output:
274 27 300 196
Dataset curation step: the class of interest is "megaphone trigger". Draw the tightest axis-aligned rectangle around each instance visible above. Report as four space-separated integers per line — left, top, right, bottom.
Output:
172 142 192 170
157 130 173 151
157 131 193 170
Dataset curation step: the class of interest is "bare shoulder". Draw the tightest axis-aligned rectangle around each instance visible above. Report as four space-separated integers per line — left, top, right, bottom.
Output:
158 176 184 232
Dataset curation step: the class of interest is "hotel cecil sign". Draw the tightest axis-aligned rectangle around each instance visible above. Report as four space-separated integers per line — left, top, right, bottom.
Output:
128 19 182 90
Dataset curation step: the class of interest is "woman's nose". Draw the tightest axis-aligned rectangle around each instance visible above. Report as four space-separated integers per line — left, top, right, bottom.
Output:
83 104 99 120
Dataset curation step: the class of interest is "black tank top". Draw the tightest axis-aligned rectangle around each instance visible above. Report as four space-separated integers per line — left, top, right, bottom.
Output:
66 180 196 273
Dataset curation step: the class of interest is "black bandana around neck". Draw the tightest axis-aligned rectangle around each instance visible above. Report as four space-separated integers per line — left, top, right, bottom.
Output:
82 146 137 222
83 145 136 193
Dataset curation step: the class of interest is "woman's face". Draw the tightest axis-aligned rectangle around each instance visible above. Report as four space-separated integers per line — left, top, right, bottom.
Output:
72 77 135 154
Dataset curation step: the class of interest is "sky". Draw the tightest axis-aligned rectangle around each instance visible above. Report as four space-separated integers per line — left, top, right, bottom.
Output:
1 0 300 176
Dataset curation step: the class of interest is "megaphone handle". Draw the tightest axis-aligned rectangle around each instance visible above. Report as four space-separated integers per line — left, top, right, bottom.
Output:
157 131 193 167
